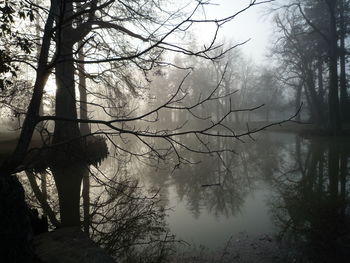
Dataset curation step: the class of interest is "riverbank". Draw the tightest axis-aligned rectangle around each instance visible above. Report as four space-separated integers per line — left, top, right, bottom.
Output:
34 227 115 263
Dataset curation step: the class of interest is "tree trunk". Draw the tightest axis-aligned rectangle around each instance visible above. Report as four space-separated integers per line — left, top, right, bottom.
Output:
51 0 82 227
53 45 80 144
339 0 348 122
78 44 91 136
0 3 54 261
82 169 90 234
1 5 54 173
317 59 324 101
304 64 326 127
339 147 347 217
317 149 324 195
36 0 45 133
52 0 80 145
51 164 84 227
295 82 302 122
327 0 341 135
41 172 47 201
328 139 339 202
26 171 60 227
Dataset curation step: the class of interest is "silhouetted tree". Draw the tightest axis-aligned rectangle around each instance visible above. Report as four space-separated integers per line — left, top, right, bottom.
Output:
271 0 350 133
1 1 283 261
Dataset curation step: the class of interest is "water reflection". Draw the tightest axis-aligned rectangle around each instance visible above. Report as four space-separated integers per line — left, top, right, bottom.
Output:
136 133 350 261
20 146 173 262
16 132 350 262
140 133 285 219
270 136 350 262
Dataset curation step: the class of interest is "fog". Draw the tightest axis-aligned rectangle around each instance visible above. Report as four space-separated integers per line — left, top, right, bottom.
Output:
1 0 350 262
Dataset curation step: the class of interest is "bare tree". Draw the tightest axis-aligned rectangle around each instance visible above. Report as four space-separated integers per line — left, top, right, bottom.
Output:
271 0 350 134
2 0 294 261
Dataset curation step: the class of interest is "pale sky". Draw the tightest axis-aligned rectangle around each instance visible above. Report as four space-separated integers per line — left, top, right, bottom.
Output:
195 0 275 63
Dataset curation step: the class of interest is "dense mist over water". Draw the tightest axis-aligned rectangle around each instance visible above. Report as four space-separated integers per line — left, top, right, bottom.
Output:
1 0 350 262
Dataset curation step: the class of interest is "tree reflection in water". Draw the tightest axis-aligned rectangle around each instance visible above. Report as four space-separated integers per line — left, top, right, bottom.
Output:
142 133 350 262
270 136 350 262
19 152 177 262
144 132 285 219
18 132 350 262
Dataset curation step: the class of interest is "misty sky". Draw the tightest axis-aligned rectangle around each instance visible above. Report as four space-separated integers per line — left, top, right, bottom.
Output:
196 0 274 63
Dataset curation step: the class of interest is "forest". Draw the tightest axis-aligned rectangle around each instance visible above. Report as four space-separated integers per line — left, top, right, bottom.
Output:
0 0 350 262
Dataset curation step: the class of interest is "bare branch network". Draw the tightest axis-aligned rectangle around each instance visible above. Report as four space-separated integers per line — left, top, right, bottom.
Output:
35 67 299 168
1 0 282 174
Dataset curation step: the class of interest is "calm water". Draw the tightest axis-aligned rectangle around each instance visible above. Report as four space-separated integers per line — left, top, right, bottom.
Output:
7 131 350 262
119 131 350 261
137 132 292 245
137 132 284 247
